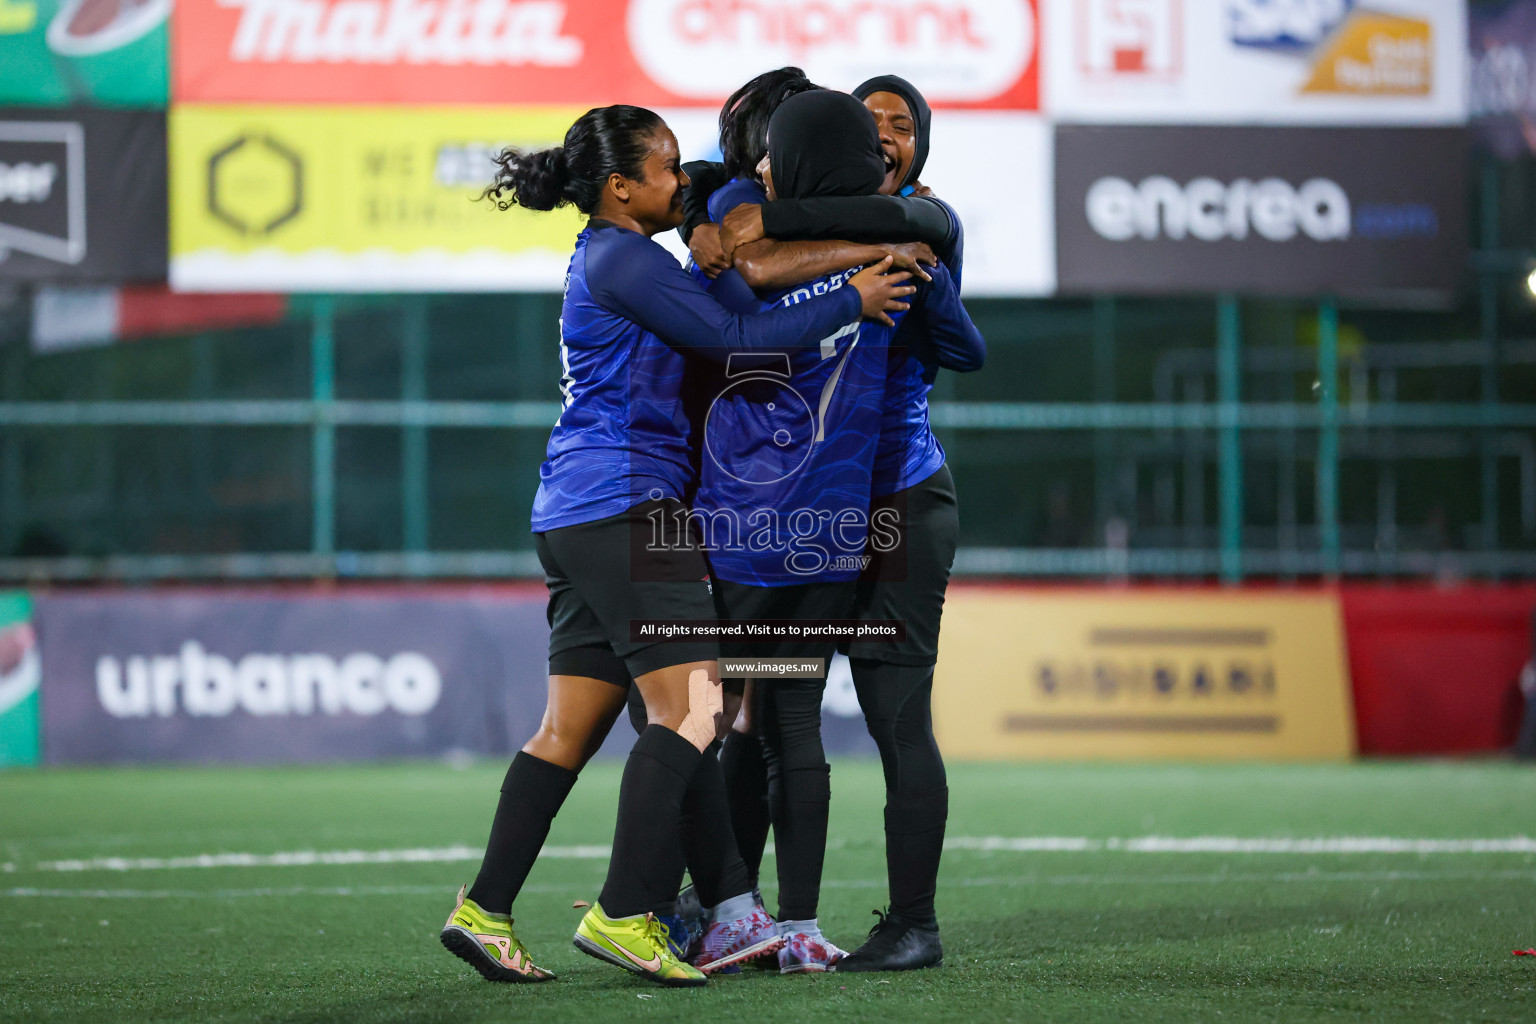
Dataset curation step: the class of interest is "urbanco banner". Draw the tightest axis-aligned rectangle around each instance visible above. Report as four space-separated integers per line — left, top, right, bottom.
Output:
1046 0 1466 125
1054 124 1466 297
34 589 876 764
172 0 1040 109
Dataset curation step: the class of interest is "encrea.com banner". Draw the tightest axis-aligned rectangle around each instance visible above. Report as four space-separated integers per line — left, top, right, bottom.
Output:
169 105 587 292
932 590 1356 760
1054 124 1467 297
172 0 1040 109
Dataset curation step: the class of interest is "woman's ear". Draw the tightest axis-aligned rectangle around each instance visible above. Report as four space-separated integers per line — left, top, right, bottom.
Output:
607 172 631 205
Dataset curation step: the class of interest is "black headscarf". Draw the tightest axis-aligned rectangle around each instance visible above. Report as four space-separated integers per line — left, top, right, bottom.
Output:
852 74 931 191
766 91 885 200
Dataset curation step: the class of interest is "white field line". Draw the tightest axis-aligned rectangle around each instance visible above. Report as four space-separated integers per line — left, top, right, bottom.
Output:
8 869 1536 900
9 835 1536 875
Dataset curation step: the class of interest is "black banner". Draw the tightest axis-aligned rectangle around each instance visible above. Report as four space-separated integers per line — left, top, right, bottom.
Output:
0 108 165 282
1054 125 1467 297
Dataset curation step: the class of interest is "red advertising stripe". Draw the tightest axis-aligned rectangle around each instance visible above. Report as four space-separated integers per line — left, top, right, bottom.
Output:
172 0 1038 109
117 286 287 339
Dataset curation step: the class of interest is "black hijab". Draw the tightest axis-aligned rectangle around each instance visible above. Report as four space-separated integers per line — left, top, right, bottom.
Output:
852 74 931 191
766 91 885 200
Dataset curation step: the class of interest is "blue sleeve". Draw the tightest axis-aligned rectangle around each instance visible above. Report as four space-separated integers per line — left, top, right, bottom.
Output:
707 177 768 223
702 267 763 315
917 263 985 373
588 229 862 360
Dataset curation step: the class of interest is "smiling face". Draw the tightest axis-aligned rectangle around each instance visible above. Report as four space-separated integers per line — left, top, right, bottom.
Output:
607 127 689 236
863 90 916 196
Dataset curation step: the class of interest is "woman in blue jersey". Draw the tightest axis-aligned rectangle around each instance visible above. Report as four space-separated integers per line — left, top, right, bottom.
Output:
690 89 984 973
682 75 984 973
437 103 915 989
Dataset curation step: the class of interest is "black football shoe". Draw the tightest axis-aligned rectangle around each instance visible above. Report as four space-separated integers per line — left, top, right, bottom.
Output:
830 908 942 973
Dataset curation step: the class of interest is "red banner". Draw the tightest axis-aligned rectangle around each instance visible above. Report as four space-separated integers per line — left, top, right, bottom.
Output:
172 0 1039 109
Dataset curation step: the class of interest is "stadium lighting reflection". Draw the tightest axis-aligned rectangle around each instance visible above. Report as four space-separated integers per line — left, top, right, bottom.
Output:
1527 267 1536 300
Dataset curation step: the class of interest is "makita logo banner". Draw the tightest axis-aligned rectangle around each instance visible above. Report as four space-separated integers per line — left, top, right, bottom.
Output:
217 0 584 65
173 0 1039 107
1054 124 1466 297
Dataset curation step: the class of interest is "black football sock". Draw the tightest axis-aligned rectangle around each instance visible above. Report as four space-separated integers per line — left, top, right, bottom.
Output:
598 724 702 919
466 752 579 915
680 740 753 908
719 729 771 884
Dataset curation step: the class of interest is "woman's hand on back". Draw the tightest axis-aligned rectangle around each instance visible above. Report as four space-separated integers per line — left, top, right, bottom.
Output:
849 256 915 327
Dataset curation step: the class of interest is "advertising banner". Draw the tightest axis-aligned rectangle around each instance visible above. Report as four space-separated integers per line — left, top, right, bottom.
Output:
0 108 167 282
31 285 286 352
171 104 1052 295
932 589 1355 760
34 590 875 764
1470 0 1536 159
0 592 40 768
172 0 1040 110
169 105 586 292
0 0 168 107
1054 124 1466 296
1046 0 1466 124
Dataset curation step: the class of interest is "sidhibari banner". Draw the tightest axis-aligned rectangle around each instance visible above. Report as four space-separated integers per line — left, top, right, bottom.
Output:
0 592 40 768
171 0 1040 109
0 0 168 107
169 104 1054 295
0 108 167 281
1053 124 1466 297
1469 0 1536 160
1046 0 1466 125
33 590 875 764
931 589 1356 760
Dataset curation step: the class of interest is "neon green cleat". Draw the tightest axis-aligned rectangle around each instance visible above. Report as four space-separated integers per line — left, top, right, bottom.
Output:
572 902 708 987
440 885 556 983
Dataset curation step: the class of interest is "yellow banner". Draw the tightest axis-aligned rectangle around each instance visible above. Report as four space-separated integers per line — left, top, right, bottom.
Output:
169 105 588 292
933 590 1355 760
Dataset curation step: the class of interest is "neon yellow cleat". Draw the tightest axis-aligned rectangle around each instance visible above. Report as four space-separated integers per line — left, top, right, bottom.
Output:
572 902 708 987
440 885 556 983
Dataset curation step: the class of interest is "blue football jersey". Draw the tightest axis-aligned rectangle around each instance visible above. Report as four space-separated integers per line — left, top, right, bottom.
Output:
693 263 899 586
531 220 862 533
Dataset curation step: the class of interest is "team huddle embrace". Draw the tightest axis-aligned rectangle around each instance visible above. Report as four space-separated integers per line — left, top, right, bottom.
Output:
439 67 985 988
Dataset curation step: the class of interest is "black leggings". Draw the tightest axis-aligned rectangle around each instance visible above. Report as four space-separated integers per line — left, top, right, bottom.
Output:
756 677 830 922
851 658 948 924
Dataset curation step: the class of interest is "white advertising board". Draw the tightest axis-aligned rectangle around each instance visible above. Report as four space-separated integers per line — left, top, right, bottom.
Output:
1045 0 1467 124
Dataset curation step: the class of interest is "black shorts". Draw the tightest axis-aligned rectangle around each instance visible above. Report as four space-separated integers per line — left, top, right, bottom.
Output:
537 498 717 686
843 463 958 666
713 577 857 664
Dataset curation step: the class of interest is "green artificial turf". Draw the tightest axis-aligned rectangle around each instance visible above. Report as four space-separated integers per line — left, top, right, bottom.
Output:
1 759 1533 1023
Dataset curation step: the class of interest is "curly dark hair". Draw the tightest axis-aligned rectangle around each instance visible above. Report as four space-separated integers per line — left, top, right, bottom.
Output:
481 105 666 216
719 67 821 181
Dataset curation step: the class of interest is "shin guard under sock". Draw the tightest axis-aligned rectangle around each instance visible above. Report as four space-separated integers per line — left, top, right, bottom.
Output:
719 729 771 884
598 724 702 919
884 785 948 926
467 751 579 914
